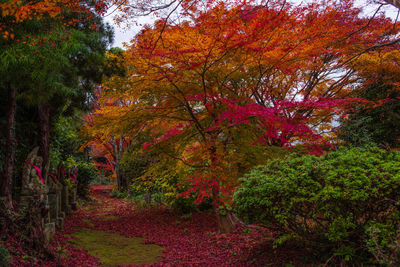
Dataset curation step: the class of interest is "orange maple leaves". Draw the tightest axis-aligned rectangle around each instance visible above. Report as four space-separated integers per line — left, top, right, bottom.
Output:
0 0 108 39
80 0 400 204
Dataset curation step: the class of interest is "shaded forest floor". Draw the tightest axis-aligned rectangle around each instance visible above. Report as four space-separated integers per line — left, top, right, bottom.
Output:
10 185 308 266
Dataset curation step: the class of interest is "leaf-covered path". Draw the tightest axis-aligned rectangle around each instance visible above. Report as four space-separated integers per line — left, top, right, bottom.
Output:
47 185 303 266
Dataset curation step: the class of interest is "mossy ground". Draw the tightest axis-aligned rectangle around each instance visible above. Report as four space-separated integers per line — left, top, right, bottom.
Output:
69 228 163 266
102 216 117 221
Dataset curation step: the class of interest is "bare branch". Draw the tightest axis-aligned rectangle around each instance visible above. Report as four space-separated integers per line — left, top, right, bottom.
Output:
382 0 400 9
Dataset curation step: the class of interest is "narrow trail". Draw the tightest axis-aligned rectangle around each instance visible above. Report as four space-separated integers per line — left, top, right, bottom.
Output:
48 185 301 266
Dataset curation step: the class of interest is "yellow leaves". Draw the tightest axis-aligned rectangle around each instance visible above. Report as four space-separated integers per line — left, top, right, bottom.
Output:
354 50 400 79
1 0 80 35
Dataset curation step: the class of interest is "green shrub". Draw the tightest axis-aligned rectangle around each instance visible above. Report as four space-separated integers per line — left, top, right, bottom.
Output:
109 190 128 198
109 190 118 198
365 222 400 265
171 193 213 214
76 162 98 199
234 146 400 263
116 191 128 198
171 195 195 214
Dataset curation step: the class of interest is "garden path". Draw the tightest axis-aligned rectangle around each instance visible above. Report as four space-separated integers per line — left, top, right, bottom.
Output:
48 185 302 266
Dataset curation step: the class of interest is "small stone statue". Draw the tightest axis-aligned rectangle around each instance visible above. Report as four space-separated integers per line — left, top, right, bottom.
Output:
21 147 48 198
20 147 55 243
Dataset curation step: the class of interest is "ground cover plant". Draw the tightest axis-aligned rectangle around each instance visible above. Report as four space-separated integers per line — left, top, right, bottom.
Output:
69 228 164 265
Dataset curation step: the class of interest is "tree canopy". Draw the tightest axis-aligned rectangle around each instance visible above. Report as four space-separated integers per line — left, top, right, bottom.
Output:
82 0 400 232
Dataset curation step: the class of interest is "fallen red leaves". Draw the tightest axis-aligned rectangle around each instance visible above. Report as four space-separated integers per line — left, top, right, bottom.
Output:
5 185 307 266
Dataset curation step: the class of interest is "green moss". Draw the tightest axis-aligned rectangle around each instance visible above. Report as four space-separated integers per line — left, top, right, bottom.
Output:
82 219 94 227
69 228 163 266
102 216 118 221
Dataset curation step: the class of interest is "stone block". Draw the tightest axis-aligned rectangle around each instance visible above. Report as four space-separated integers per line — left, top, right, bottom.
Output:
48 193 58 222
44 222 55 245
56 217 64 231
61 185 71 214
69 187 77 211
19 195 33 209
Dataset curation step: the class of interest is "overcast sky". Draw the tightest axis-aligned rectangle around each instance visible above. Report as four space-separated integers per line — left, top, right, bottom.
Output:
104 0 399 48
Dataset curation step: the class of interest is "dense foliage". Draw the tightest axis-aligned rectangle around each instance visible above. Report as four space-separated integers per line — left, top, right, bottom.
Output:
51 117 99 198
339 84 400 148
0 0 113 205
0 0 112 262
75 162 98 198
83 0 400 234
234 147 400 264
338 49 400 148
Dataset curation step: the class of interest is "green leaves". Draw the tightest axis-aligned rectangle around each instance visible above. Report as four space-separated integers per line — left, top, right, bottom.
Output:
234 146 400 263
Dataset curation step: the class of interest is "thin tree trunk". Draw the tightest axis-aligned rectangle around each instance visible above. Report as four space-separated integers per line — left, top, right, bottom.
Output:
110 136 122 190
118 137 123 190
1 87 16 209
84 147 90 162
38 102 50 180
115 163 121 190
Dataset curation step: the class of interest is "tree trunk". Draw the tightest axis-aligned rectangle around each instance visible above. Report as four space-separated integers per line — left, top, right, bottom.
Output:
212 188 238 233
209 141 238 233
1 87 16 209
115 163 121 190
111 136 124 191
38 102 50 180
215 207 240 233
84 146 90 162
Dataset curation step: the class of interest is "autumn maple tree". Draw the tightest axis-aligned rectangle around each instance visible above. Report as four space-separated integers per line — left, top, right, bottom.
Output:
81 48 133 190
84 0 399 232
